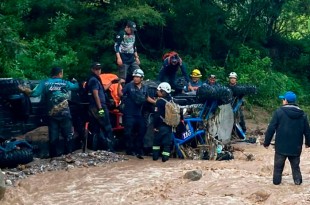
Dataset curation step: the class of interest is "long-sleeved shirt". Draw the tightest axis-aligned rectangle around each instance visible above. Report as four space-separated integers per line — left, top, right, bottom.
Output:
31 77 79 117
264 104 310 156
158 58 189 83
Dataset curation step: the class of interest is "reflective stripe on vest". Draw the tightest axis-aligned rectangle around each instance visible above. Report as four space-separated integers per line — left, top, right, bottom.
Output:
153 146 160 150
162 151 170 156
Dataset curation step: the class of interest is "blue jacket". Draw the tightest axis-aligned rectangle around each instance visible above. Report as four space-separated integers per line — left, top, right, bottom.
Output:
158 58 189 83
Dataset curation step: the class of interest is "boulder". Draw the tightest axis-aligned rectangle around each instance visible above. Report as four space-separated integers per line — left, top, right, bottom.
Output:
183 169 202 181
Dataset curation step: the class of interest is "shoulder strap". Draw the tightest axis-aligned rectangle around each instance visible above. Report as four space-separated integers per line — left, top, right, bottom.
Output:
160 97 169 103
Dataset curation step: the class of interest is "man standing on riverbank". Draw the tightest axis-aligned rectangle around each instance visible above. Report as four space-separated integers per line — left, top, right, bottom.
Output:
264 91 310 185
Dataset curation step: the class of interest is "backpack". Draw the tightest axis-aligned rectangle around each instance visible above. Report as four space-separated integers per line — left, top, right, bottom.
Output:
160 98 181 129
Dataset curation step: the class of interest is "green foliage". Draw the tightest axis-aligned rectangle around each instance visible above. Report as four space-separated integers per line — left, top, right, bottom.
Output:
16 12 78 79
0 0 309 112
226 45 309 110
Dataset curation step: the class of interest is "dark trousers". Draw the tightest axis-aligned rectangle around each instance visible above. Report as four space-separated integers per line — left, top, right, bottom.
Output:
158 74 176 90
88 106 114 151
153 125 172 159
123 115 147 155
118 61 140 84
48 116 74 158
239 109 246 132
273 152 302 185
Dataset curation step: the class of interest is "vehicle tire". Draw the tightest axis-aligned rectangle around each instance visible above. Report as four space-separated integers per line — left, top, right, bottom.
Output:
230 85 257 97
0 149 33 168
196 85 232 103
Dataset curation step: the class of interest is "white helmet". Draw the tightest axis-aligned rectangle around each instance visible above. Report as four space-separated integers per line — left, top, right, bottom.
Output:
132 68 144 77
157 82 171 93
229 72 237 78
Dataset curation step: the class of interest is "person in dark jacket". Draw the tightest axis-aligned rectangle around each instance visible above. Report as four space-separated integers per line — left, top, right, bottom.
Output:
87 63 117 152
264 91 310 185
158 53 190 90
117 68 156 159
205 74 219 86
153 82 173 162
227 72 246 133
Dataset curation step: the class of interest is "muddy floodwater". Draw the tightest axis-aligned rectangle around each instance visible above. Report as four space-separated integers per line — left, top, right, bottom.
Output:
2 143 310 205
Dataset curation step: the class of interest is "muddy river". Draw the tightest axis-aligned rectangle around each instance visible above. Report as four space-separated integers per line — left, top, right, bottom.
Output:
2 143 310 205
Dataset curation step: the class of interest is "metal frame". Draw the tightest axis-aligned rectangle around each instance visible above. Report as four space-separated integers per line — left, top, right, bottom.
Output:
173 100 218 158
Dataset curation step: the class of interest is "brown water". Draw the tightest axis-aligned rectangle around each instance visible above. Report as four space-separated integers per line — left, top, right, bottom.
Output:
2 144 310 205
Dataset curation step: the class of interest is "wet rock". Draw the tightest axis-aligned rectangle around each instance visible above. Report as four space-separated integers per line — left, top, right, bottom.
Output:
183 170 203 181
66 165 74 170
5 179 12 186
0 169 6 200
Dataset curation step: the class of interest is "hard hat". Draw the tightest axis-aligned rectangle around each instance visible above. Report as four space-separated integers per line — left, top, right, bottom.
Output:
190 69 202 78
157 82 171 93
229 72 238 78
132 68 144 77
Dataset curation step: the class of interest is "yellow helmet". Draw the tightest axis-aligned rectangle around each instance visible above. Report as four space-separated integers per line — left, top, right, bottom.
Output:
190 69 202 78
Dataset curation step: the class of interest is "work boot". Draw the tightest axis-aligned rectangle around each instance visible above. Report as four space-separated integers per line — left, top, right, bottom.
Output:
153 150 160 161
294 179 302 185
162 155 169 162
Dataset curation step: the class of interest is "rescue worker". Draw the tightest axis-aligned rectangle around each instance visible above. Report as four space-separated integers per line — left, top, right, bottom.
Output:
153 82 173 162
184 69 203 92
205 74 218 86
19 67 79 158
227 72 246 133
117 68 156 159
158 53 190 90
87 62 116 152
114 20 140 84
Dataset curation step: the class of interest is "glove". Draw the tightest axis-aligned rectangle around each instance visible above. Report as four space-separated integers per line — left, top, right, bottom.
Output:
111 78 120 84
98 108 105 117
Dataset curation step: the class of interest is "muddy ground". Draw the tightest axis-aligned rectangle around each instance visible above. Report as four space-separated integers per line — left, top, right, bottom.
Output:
2 106 310 205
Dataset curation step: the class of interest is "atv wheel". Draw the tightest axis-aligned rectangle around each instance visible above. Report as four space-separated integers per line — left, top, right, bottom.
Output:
0 149 33 168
